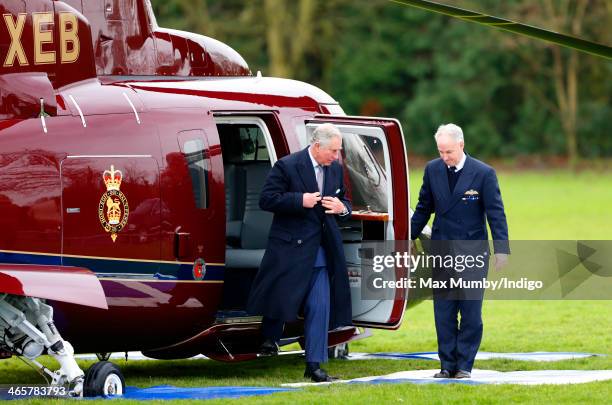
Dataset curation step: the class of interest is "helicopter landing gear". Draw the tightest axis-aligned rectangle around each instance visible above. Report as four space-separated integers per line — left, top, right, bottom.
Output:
83 361 125 397
0 294 85 396
95 352 112 361
328 343 349 359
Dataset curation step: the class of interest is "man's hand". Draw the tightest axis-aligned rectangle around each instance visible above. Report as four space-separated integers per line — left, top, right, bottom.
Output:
321 196 346 214
494 253 509 271
303 192 322 208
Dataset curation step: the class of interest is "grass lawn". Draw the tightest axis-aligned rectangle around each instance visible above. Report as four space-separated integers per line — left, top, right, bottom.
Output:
409 168 612 240
2 301 610 404
1 169 611 403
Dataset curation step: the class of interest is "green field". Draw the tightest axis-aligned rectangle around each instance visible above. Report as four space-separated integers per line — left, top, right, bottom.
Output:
409 168 612 240
2 169 611 404
2 301 610 404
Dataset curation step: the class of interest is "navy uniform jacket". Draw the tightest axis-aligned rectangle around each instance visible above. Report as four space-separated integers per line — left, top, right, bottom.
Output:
246 147 353 329
411 155 509 255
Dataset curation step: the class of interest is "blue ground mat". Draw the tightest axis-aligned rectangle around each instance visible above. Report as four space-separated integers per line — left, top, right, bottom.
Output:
0 385 294 401
117 385 294 401
348 351 603 362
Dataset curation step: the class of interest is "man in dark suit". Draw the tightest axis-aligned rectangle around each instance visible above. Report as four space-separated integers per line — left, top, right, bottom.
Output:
247 123 352 382
411 123 509 379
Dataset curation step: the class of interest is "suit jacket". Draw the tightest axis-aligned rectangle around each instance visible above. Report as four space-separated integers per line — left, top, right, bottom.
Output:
411 155 509 255
246 147 353 328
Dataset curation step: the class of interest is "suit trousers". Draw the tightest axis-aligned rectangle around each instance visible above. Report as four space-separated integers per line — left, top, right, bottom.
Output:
433 296 483 372
262 265 330 363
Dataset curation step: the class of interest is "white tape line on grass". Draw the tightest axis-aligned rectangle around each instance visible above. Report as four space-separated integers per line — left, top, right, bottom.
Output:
284 369 612 387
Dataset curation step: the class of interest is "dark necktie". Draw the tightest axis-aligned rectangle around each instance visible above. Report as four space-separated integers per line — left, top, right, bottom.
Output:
447 166 458 192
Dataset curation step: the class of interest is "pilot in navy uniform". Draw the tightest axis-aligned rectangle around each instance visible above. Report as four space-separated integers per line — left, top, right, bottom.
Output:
247 123 352 382
410 123 509 379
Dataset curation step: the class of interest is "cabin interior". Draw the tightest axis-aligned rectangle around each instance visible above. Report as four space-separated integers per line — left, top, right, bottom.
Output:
217 122 273 314
215 120 390 322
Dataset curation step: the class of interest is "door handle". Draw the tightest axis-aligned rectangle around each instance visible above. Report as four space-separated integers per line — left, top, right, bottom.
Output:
174 231 191 259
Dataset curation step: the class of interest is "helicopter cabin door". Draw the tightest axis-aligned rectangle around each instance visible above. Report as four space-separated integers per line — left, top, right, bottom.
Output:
305 117 409 330
60 155 161 276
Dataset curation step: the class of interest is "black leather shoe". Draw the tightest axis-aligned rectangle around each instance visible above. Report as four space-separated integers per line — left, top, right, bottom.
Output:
304 368 338 383
433 369 453 378
259 339 279 356
454 370 471 379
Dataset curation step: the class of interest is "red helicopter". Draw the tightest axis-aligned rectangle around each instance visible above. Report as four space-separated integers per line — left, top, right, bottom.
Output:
0 0 409 397
1 0 609 398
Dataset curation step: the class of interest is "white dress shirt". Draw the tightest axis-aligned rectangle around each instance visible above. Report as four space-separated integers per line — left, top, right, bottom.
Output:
447 152 467 172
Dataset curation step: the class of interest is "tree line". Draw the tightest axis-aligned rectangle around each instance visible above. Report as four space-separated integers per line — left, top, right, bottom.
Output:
152 0 612 164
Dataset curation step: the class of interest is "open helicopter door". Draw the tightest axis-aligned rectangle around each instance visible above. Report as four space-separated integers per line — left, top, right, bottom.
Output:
305 117 409 329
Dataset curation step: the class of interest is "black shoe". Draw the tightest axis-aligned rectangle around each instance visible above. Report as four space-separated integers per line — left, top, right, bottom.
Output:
433 369 453 378
454 370 471 379
304 367 338 383
259 339 279 356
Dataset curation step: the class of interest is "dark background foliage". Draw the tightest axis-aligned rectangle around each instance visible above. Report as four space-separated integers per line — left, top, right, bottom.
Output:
151 0 612 163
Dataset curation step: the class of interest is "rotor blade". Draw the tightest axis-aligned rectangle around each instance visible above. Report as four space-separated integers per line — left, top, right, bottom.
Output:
390 0 612 60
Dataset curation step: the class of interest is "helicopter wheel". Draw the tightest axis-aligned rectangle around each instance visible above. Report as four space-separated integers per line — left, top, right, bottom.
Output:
83 361 125 397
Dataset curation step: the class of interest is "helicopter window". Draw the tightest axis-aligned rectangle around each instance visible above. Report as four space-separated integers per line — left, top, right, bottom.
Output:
238 126 270 162
216 123 271 163
179 130 210 209
342 131 389 213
